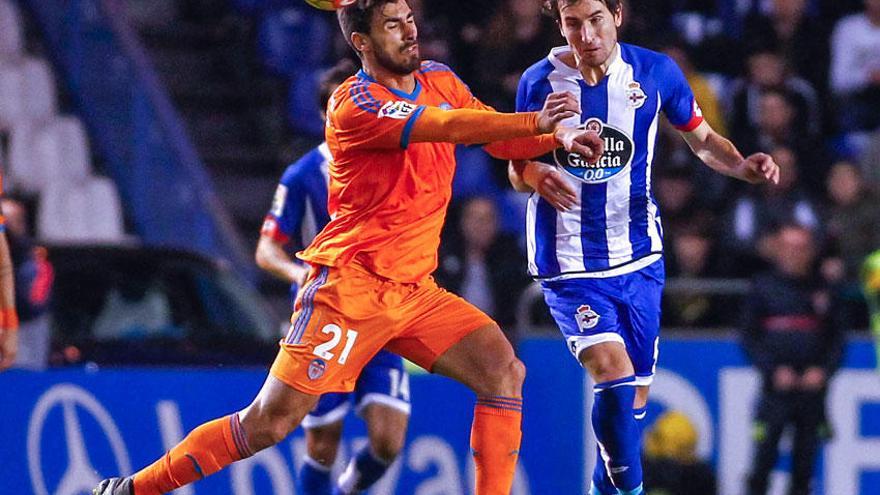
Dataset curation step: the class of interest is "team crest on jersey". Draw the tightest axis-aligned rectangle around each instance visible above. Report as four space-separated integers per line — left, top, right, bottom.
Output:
271 184 288 216
626 81 647 109
308 358 327 380
576 305 600 332
553 118 635 184
379 100 418 119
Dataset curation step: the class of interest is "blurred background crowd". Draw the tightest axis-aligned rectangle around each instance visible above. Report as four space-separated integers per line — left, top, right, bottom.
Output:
1 0 879 354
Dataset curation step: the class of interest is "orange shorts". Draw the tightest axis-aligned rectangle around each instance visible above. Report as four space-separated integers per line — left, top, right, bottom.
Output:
270 263 494 395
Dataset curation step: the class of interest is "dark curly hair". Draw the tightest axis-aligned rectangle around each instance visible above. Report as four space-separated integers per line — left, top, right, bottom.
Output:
337 0 398 52
543 0 623 21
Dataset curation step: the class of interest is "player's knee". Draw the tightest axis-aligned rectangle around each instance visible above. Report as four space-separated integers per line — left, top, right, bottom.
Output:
479 356 526 397
370 431 405 463
243 410 298 450
265 416 298 446
580 344 632 383
307 429 341 466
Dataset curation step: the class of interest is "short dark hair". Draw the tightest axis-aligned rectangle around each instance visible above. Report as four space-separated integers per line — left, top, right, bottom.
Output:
543 0 623 21
337 0 396 52
318 58 357 110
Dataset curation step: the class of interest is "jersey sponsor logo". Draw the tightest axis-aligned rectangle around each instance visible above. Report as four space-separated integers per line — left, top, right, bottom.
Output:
626 81 647 109
576 304 600 332
271 184 288 216
308 358 327 380
379 100 418 120
553 118 635 184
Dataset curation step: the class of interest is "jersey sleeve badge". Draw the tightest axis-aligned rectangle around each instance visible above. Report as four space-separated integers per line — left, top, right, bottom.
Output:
379 100 418 120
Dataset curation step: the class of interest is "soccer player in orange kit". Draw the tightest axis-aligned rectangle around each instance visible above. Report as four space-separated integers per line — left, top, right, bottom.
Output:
0 172 20 372
93 1 602 494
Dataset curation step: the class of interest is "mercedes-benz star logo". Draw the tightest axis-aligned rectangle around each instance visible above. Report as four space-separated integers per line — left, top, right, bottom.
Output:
27 384 131 495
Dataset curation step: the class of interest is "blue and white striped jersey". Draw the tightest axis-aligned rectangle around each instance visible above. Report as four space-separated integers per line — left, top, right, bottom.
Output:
517 43 703 280
261 143 332 254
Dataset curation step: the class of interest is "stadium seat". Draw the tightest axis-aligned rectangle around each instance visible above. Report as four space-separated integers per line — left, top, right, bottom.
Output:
0 60 24 130
257 6 332 75
33 116 92 190
86 177 126 242
37 176 125 244
6 123 43 193
19 57 59 124
38 181 92 243
0 0 24 62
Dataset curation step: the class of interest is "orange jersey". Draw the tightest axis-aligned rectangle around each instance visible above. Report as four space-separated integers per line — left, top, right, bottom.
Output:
298 61 495 283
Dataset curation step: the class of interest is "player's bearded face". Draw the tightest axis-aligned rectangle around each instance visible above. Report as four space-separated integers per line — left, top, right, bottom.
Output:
374 36 421 75
558 0 623 68
370 1 421 75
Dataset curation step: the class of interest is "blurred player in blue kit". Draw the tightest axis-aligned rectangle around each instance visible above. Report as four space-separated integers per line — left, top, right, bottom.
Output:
256 59 411 495
509 1 780 494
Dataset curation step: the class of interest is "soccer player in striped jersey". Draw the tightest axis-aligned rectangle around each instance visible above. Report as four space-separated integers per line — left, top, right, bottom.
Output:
510 2 780 494
256 60 411 495
93 1 603 494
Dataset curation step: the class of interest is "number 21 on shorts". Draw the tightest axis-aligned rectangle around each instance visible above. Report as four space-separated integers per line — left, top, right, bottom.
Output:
313 324 358 364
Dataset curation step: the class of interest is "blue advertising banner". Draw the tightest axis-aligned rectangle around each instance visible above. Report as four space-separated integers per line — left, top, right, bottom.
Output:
0 337 877 495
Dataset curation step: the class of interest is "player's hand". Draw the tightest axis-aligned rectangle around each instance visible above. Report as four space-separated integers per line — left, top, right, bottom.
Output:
0 328 18 371
800 366 827 391
772 365 797 391
290 264 311 288
522 161 578 212
536 91 580 133
737 153 779 185
554 128 604 163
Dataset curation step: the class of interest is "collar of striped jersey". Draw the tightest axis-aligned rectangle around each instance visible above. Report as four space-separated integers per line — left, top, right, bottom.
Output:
356 69 423 101
548 43 625 81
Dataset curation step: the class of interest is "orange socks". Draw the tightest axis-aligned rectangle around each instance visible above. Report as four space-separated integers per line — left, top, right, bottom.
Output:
133 413 253 495
470 397 523 495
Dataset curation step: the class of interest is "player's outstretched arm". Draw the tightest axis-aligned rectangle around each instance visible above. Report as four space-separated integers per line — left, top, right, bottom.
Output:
408 91 579 146
681 121 780 185
0 202 18 371
255 235 309 287
483 91 584 160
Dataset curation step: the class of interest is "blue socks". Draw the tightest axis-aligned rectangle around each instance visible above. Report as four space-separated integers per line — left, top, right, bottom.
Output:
633 406 648 430
590 407 648 494
591 376 643 494
299 456 333 495
334 446 390 495
592 443 618 494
